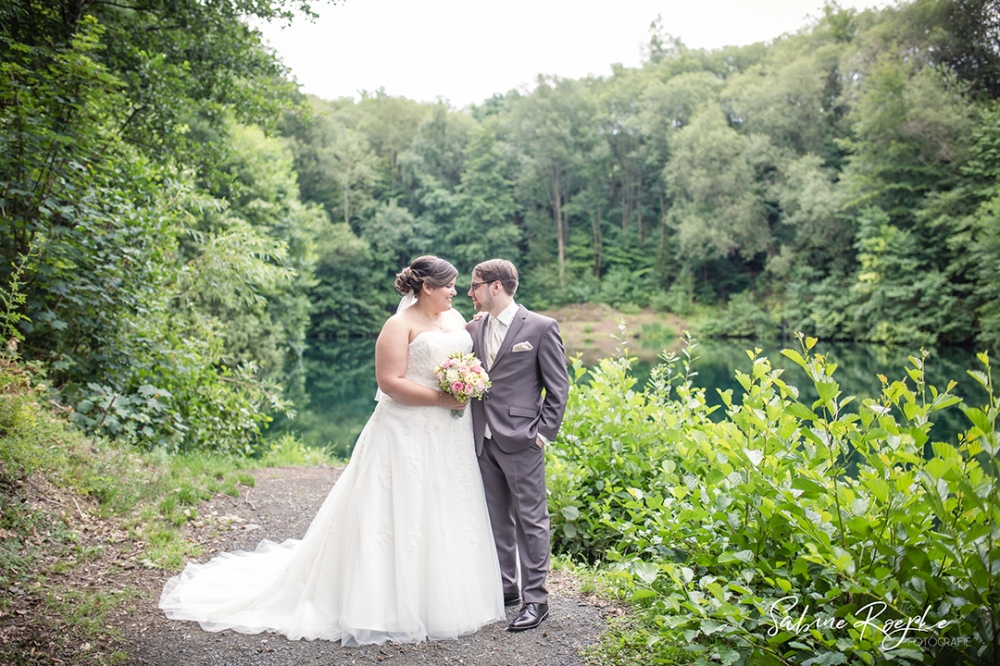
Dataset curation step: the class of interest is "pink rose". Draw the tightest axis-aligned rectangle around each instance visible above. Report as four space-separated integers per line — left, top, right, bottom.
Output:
451 381 464 393
441 359 452 368
464 383 473 393
471 365 482 374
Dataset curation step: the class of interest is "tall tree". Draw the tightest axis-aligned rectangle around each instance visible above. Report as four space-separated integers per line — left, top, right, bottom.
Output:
663 105 779 264
0 0 329 450
356 90 429 195
509 77 598 285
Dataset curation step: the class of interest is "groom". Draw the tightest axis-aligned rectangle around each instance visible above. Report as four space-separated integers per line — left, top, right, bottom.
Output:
466 259 570 632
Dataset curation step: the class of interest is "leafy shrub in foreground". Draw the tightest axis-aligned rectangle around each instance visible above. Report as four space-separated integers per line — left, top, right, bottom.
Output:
548 334 998 665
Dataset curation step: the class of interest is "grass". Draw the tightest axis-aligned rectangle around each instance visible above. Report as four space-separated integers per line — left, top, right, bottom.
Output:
540 304 689 364
551 555 694 666
0 356 340 664
582 616 693 666
258 432 338 467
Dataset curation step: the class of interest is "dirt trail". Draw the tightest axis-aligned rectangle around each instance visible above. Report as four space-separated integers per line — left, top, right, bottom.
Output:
118 466 609 666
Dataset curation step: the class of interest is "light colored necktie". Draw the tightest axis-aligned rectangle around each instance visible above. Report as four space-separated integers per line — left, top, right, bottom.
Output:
488 317 502 368
484 317 502 441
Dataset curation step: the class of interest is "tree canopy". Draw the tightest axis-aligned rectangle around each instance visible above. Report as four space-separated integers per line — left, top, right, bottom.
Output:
1 0 335 451
285 0 1000 349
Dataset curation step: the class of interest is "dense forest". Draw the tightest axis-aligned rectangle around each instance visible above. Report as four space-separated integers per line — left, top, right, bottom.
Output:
287 0 1000 352
2 0 1000 453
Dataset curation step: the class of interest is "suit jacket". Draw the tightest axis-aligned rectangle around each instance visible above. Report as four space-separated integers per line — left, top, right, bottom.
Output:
467 305 570 455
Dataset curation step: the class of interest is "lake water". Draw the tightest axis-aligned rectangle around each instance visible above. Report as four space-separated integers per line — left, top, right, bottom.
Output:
275 334 987 458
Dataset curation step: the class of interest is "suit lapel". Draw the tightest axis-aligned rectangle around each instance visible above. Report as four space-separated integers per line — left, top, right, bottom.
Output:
491 305 526 368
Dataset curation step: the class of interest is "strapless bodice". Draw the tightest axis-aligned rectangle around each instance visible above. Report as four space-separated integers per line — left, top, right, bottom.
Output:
406 330 473 389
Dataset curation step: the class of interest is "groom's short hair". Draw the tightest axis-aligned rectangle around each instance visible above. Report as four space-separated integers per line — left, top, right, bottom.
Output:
474 259 518 296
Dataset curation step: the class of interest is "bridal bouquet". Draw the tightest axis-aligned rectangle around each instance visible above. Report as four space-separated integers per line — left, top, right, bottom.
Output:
434 352 491 417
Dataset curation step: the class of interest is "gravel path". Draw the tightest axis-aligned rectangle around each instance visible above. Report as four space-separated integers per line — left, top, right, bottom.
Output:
119 466 608 666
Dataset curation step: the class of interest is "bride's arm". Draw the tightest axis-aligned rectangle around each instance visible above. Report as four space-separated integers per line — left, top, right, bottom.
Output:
375 316 466 409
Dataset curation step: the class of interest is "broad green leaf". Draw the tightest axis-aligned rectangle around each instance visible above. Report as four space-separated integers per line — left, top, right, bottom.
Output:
633 562 659 585
787 402 818 421
968 369 989 388
781 349 808 369
702 582 726 600
815 380 840 406
792 477 827 495
962 407 993 434
735 370 751 392
803 651 848 666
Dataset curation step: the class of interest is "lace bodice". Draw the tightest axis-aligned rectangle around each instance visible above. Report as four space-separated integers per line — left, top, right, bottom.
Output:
405 330 473 389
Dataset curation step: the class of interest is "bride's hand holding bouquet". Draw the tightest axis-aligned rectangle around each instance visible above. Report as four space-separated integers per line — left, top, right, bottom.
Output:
434 351 491 417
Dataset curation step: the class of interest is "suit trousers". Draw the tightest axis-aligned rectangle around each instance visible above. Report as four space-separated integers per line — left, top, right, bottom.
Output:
478 435 550 604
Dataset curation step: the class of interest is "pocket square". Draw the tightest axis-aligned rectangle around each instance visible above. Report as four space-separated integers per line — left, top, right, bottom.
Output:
512 341 533 352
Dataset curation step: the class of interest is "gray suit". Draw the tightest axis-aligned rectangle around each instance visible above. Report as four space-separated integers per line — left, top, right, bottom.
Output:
467 305 569 604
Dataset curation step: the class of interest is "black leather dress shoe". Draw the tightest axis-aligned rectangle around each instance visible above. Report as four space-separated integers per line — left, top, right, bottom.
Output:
507 602 549 631
503 592 521 607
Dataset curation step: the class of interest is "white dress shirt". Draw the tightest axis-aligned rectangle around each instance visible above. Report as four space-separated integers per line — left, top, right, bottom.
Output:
485 301 519 370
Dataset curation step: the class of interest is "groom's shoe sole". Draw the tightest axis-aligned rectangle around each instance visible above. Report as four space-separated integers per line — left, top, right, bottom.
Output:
507 603 548 631
504 593 521 607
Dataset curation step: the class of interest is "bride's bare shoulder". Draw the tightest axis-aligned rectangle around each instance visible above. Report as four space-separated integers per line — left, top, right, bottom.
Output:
378 312 413 341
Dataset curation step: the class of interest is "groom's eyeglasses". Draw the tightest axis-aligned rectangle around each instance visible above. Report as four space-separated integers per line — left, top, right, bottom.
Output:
469 280 495 290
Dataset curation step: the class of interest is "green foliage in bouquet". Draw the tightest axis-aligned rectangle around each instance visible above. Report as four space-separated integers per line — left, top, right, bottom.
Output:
549 332 999 665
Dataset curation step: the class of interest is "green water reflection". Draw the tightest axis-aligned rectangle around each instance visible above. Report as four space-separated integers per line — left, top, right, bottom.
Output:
635 339 983 445
277 336 985 457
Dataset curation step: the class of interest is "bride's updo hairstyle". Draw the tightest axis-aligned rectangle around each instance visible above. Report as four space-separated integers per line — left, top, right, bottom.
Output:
394 255 458 296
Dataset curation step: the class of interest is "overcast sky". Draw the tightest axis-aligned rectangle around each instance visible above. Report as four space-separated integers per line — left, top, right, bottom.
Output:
257 0 893 109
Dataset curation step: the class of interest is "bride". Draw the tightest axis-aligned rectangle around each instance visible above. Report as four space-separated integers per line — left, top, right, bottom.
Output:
159 256 505 645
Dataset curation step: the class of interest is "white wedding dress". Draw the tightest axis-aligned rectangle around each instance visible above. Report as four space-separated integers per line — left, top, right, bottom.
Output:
159 330 505 645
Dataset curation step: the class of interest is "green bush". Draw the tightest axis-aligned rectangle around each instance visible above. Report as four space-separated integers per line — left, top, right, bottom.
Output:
701 291 781 339
549 332 718 562
653 270 695 316
548 334 998 665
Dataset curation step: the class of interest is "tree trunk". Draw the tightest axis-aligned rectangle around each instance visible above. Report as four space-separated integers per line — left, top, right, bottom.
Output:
551 167 565 286
637 176 643 243
621 181 628 236
343 166 351 224
658 192 666 262
388 150 397 193
592 204 603 277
